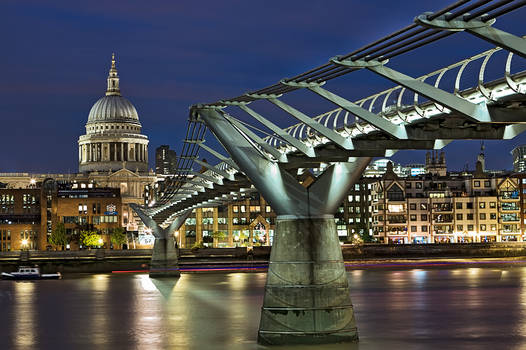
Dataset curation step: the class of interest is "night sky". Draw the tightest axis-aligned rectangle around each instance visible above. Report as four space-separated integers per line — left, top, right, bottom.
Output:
2 0 526 173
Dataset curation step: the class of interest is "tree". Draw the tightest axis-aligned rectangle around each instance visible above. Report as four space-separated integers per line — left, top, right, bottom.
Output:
110 227 127 249
210 231 226 248
191 240 205 250
49 223 68 250
80 230 102 249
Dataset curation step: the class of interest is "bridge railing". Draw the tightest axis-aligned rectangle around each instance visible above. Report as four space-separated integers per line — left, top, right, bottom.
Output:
261 44 526 150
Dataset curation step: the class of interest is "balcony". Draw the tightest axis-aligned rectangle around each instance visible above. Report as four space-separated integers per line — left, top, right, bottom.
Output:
433 214 453 223
500 214 519 222
500 191 519 200
387 215 406 224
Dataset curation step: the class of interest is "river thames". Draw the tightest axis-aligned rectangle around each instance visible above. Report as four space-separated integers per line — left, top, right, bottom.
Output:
1 265 526 349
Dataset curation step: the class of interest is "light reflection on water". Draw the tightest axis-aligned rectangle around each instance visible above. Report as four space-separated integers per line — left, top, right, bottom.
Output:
14 282 35 348
2 267 526 349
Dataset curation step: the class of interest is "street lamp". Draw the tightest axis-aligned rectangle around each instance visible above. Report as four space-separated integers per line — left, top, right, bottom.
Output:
21 239 28 251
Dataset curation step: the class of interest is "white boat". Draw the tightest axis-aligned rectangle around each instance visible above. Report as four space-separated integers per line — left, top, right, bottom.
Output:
1 266 61 280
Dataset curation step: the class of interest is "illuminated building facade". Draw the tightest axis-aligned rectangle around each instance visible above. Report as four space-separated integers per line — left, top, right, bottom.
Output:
370 161 523 243
0 182 123 251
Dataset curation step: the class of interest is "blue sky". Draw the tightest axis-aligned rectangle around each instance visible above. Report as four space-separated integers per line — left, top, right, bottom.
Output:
1 0 525 172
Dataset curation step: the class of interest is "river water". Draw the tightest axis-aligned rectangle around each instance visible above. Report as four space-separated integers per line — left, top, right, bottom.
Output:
1 266 525 349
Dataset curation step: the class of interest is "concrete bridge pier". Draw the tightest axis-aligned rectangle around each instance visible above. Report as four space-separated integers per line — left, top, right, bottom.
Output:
258 215 357 345
197 108 371 345
149 234 180 278
130 204 190 278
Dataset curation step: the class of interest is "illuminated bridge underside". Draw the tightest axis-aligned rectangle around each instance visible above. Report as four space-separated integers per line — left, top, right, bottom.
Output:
133 0 526 345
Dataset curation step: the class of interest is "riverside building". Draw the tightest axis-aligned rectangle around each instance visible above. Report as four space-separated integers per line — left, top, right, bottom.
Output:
0 181 123 251
370 160 522 243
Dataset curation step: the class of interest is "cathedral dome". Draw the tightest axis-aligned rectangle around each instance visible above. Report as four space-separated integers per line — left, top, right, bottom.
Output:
78 53 149 173
87 95 139 124
86 53 141 125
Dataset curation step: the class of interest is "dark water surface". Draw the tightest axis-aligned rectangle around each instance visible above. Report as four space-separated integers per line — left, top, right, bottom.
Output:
0 267 525 350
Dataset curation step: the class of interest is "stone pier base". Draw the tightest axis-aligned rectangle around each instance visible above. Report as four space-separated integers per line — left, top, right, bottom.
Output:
258 217 358 345
149 236 180 278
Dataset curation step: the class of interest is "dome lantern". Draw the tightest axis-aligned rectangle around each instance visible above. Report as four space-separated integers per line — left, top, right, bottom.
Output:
106 53 121 96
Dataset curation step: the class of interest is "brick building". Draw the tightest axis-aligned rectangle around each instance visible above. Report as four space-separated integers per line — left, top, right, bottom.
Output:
0 182 122 251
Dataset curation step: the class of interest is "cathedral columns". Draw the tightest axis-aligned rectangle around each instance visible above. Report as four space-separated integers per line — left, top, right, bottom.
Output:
120 142 124 162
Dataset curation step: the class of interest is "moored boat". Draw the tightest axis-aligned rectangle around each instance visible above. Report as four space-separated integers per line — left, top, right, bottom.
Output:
1 266 61 280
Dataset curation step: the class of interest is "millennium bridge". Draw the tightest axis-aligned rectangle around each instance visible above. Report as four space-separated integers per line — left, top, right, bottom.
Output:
132 0 526 345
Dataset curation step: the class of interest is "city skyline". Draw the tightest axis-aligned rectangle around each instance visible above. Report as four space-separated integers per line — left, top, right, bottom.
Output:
2 0 526 173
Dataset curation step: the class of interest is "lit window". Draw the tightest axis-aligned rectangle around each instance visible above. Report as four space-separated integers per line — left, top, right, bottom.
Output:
388 204 404 213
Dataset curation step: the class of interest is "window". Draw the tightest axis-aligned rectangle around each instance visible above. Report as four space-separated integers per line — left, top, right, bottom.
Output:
480 213 486 220
240 205 246 213
406 182 412 189
467 214 474 220
420 203 428 210
490 213 496 220
479 202 485 209
467 224 474 231
233 206 239 213
266 206 271 213
480 224 486 231
474 180 480 187
421 225 427 232
387 184 404 201
501 213 519 222
456 202 463 209
388 204 404 213
457 225 463 231
202 218 213 225
421 214 428 221
490 224 497 231
416 182 422 189
490 202 496 208
355 184 360 191
410 203 416 210
411 226 417 232
456 213 463 220
410 214 417 221
484 180 490 187
502 202 519 211
467 202 473 209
